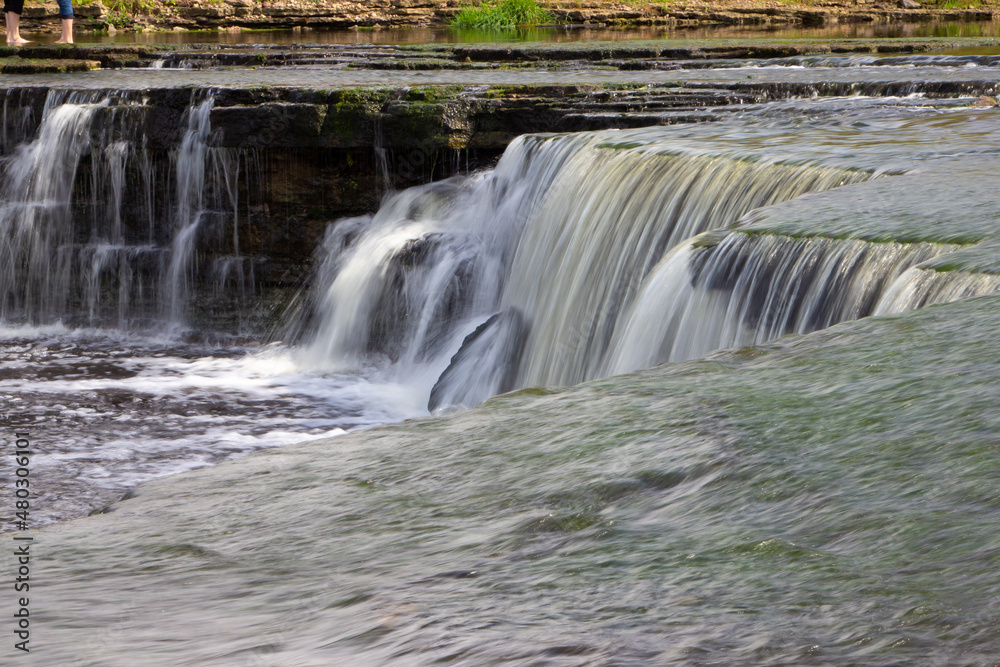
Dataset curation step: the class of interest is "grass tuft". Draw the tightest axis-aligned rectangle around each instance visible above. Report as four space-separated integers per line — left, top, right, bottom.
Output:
451 0 554 29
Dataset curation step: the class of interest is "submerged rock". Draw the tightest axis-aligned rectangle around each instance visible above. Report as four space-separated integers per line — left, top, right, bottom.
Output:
969 95 999 108
428 309 528 412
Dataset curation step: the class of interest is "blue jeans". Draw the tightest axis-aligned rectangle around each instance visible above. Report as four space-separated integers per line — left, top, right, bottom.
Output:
3 0 72 17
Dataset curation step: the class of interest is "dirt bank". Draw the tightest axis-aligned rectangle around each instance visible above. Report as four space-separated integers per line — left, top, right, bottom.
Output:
13 0 1000 34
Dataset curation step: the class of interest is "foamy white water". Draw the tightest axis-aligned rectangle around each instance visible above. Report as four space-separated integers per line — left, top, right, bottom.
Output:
0 325 428 528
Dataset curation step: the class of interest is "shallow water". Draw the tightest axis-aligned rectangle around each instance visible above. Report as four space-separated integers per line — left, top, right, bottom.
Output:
0 325 427 528
5 59 1000 90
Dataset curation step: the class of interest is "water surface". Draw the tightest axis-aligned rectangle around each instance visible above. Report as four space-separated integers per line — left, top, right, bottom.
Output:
26 293 1000 665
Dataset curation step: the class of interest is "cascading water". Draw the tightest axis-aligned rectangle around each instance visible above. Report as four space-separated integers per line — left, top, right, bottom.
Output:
497 153 874 388
7 95 987 413
293 135 594 377
0 93 106 323
605 232 959 375
874 266 1000 315
165 96 214 325
295 118 1000 412
297 131 893 409
0 91 250 330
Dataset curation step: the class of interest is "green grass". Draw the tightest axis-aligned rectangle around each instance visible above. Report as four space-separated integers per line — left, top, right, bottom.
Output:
935 0 985 7
451 0 554 29
106 0 156 14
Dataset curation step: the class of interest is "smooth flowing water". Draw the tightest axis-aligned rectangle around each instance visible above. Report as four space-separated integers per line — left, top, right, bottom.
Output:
1 76 1000 664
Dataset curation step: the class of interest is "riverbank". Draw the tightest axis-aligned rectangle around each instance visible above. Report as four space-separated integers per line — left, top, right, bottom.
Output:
11 0 1000 34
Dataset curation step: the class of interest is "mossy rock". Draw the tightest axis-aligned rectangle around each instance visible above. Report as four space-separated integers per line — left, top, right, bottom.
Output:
404 86 467 104
969 95 999 108
0 57 101 74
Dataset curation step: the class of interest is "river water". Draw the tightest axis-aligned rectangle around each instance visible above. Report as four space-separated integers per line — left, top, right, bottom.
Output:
30 293 1000 665
2 55 1000 664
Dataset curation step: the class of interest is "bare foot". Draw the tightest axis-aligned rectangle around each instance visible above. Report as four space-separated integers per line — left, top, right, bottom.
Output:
7 37 31 47
54 39 73 44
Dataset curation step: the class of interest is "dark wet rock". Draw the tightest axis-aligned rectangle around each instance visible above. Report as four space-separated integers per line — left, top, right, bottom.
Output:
428 309 528 412
211 103 326 148
396 230 452 268
365 228 479 361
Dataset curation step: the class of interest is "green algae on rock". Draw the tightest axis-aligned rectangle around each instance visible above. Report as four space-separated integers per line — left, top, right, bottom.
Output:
0 56 101 73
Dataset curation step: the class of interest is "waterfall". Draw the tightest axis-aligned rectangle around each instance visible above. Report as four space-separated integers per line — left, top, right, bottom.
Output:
0 94 105 323
297 124 1000 411
499 153 872 388
605 233 959 375
165 96 214 325
298 179 498 374
0 90 248 330
298 132 882 408
6 97 995 412
874 267 1000 315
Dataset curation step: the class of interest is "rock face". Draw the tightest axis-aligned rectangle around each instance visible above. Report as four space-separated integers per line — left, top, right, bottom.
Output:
164 0 465 28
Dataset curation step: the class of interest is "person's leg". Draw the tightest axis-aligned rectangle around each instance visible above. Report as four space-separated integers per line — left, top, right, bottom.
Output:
55 18 72 43
4 0 30 47
54 0 72 43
